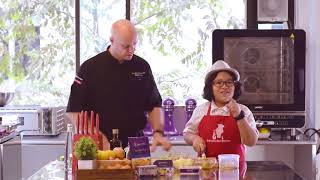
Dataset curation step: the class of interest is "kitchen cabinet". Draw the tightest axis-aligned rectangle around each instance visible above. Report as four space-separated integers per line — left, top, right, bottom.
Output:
0 141 21 180
0 135 65 180
21 144 65 179
20 135 66 179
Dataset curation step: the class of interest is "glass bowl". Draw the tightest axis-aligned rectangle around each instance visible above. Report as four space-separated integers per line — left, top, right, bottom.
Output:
0 92 14 107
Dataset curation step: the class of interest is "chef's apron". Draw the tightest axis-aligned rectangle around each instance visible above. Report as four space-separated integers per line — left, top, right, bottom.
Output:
198 103 245 162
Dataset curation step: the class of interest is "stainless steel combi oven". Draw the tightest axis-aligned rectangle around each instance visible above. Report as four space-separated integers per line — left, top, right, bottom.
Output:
212 29 306 129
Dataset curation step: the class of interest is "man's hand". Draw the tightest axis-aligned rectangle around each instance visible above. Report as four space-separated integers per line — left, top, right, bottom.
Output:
150 133 171 152
192 135 206 153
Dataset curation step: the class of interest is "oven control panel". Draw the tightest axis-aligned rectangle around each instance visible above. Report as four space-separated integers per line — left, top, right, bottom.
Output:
253 113 305 128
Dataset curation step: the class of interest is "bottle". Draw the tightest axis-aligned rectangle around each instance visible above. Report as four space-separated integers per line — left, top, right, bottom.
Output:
124 142 131 159
110 129 122 150
65 124 73 173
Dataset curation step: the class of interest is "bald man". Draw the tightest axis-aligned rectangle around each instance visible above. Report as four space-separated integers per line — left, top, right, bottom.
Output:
66 19 171 152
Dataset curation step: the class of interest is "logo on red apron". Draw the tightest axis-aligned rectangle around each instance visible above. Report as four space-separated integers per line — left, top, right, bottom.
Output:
198 103 245 161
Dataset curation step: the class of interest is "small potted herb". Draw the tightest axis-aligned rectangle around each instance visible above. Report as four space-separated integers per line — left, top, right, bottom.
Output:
74 136 97 169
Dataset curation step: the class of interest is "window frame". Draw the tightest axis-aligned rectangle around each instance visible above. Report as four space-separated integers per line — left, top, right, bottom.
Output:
75 0 130 72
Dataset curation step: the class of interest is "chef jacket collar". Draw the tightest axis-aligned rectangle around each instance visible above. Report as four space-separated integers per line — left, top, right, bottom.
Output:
210 101 230 114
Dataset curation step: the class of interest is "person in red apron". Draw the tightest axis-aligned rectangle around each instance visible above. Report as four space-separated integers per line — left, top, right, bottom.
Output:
183 60 259 163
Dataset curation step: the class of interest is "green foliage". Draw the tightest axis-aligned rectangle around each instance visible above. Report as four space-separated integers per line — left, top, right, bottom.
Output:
133 0 244 104
0 0 74 105
74 137 97 160
0 0 244 105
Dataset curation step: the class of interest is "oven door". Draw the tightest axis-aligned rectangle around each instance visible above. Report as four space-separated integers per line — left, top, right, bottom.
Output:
212 29 306 112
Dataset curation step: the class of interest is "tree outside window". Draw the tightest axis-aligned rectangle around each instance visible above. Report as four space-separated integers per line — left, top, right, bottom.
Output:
0 0 245 106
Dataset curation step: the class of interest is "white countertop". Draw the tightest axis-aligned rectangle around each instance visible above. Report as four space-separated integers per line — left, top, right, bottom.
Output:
4 132 316 146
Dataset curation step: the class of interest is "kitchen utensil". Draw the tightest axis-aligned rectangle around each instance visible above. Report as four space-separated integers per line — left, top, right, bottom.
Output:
199 143 206 158
0 92 14 107
84 111 88 134
90 111 94 134
96 113 99 134
163 98 178 136
185 98 197 122
76 115 80 134
80 111 84 134
72 110 102 179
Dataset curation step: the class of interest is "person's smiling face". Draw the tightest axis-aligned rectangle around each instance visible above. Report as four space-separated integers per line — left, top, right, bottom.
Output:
212 71 235 107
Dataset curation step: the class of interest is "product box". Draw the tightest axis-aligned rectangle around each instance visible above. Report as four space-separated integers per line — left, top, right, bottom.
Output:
128 136 151 168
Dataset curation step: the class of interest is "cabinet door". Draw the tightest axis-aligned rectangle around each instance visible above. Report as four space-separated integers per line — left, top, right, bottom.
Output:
21 144 65 179
2 144 22 180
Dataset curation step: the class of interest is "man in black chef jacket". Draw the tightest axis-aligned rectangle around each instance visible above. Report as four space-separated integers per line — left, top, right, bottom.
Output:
66 19 171 151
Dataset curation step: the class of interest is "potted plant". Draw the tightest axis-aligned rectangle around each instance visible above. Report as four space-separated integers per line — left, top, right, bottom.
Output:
74 136 98 169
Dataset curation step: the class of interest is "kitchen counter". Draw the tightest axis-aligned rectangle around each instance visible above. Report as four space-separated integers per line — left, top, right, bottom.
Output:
27 160 304 180
10 133 317 146
162 135 317 145
5 134 67 145
10 133 315 179
10 133 316 146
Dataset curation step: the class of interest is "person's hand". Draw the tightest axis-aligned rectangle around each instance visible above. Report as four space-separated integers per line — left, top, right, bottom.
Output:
150 133 171 152
192 135 206 153
227 99 241 118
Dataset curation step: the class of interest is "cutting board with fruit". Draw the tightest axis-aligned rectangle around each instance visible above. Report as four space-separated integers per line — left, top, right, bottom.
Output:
72 111 102 180
76 149 135 179
73 111 135 179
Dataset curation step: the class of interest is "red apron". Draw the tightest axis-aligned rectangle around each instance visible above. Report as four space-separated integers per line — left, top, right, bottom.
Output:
198 103 245 162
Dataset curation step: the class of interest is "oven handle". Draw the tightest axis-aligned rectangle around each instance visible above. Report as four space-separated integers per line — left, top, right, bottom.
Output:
256 120 263 127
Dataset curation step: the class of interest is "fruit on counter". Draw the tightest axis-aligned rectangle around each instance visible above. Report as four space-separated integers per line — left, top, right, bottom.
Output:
113 147 125 159
106 150 116 159
173 158 194 169
258 128 271 139
97 150 106 160
96 150 116 160
96 159 132 169
259 128 270 134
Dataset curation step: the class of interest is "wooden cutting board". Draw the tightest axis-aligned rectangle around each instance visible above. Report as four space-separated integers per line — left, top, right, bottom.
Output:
76 169 135 180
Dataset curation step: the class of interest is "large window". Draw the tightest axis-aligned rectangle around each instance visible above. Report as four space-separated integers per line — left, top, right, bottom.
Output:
0 0 75 106
80 0 125 63
0 0 245 106
131 0 245 104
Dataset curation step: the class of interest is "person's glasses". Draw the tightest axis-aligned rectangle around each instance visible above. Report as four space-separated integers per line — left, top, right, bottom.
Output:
212 80 237 87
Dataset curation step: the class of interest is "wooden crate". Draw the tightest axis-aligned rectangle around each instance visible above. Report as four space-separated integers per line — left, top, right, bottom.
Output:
76 169 135 180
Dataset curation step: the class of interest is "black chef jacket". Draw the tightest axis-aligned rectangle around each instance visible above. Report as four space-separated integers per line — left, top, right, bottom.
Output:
66 46 162 147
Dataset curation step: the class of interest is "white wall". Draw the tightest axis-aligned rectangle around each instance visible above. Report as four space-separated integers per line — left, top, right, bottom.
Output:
295 0 320 129
295 0 320 178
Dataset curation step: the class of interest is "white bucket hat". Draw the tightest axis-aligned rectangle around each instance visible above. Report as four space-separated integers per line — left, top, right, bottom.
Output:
205 60 240 82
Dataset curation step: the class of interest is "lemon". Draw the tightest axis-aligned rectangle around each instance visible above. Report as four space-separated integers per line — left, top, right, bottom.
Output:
259 128 270 134
105 150 116 160
97 150 106 160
